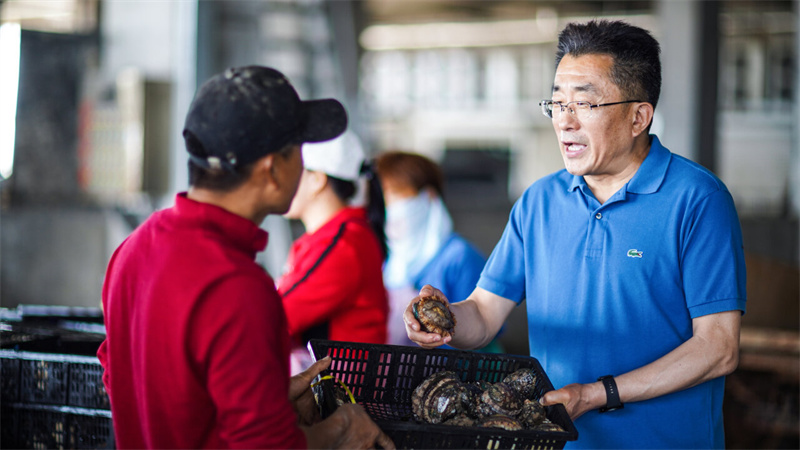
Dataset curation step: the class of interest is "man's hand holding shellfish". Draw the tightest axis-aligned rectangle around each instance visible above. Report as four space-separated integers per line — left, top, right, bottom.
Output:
404 285 457 348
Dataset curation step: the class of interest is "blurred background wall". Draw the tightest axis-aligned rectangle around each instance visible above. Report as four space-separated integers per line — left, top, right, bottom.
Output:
0 1 797 446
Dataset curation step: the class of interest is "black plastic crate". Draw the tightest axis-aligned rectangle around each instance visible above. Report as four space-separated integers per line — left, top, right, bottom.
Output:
19 355 70 405
1 327 61 351
0 350 109 410
1 354 20 402
2 403 114 449
68 361 109 410
0 404 19 447
1 323 104 357
15 304 105 324
308 340 578 450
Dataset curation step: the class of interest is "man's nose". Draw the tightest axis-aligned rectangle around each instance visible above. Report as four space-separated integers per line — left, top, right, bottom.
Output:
555 108 580 130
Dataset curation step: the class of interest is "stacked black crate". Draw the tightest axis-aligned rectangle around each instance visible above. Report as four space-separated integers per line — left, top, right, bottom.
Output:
0 306 113 449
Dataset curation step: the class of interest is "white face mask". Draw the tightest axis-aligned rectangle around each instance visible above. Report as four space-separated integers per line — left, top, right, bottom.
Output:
385 191 431 242
383 191 453 288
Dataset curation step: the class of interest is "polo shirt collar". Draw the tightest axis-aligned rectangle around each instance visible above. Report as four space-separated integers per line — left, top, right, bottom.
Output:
626 135 670 194
174 193 268 256
568 173 586 192
568 134 670 196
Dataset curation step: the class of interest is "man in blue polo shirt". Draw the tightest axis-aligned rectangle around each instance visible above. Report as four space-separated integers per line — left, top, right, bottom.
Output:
403 20 746 449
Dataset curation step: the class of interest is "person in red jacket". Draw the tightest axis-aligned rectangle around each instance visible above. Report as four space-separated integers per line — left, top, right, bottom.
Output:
279 131 389 374
98 66 393 450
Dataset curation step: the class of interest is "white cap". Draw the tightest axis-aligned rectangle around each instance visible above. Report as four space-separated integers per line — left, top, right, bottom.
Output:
302 131 365 181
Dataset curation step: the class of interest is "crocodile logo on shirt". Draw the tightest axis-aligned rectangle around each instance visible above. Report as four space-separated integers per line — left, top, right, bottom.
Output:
627 249 643 258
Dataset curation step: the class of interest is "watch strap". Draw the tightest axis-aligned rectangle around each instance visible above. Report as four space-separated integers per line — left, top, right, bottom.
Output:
597 375 624 413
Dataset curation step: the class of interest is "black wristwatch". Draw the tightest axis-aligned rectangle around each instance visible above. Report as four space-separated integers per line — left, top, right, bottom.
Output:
597 375 624 413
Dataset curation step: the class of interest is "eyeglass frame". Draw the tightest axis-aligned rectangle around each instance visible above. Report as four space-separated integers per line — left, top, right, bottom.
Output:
538 100 645 120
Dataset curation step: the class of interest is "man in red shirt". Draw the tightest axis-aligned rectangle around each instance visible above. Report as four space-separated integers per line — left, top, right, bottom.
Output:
98 66 394 449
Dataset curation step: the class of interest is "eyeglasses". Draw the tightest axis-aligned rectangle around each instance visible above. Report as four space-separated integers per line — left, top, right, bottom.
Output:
538 100 644 121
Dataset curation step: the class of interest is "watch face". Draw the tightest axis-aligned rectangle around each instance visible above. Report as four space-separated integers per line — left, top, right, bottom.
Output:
599 404 624 413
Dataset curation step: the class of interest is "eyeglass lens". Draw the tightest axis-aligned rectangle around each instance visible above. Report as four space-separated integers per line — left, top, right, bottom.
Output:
542 101 593 120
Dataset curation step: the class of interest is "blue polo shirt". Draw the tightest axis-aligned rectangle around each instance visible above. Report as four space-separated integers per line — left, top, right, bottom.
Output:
478 135 746 449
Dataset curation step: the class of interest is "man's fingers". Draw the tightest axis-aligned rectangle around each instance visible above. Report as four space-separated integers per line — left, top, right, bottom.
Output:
290 357 332 399
295 356 331 383
403 308 447 346
307 356 332 376
540 389 567 406
403 305 420 332
408 330 450 349
418 285 448 304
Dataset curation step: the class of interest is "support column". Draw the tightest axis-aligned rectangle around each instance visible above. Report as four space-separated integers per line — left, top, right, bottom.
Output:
696 0 720 172
655 0 700 160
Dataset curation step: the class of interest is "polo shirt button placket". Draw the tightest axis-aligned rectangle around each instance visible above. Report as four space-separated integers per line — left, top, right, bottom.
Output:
595 212 602 220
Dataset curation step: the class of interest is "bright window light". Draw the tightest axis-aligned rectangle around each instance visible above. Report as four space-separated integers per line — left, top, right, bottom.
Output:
0 22 21 180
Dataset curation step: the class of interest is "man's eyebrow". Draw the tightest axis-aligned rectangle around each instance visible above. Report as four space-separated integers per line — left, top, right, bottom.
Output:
551 83 599 95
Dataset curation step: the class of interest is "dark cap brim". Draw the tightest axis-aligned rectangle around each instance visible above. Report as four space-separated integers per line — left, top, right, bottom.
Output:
299 98 348 144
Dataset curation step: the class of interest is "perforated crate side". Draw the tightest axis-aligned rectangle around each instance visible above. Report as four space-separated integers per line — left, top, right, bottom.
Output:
2 350 109 410
370 345 422 420
321 343 375 403
5 403 114 450
68 362 109 410
14 404 69 449
19 358 69 405
309 340 578 449
374 419 570 450
0 405 19 448
374 421 486 449
1 355 20 402
68 408 115 449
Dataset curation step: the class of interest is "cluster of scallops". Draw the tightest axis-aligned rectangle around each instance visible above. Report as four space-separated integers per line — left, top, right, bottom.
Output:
411 368 565 432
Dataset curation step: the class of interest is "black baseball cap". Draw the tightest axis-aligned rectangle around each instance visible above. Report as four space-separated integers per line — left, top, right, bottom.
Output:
183 66 348 171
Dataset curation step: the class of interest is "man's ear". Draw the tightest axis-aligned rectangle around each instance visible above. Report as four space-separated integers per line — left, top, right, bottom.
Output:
631 102 654 137
255 153 279 189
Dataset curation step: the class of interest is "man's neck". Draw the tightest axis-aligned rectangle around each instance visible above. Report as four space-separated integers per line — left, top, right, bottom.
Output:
187 187 265 224
585 138 651 205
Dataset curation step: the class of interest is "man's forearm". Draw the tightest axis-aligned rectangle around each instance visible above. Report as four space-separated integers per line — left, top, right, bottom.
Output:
448 289 517 350
448 300 495 350
543 310 741 419
615 311 741 405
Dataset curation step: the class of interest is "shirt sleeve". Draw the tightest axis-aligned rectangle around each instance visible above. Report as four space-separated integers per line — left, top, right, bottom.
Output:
280 232 362 339
190 273 307 449
680 189 747 318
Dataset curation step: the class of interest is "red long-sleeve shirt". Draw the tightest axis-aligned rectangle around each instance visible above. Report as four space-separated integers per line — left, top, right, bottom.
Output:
278 207 388 345
98 193 306 449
